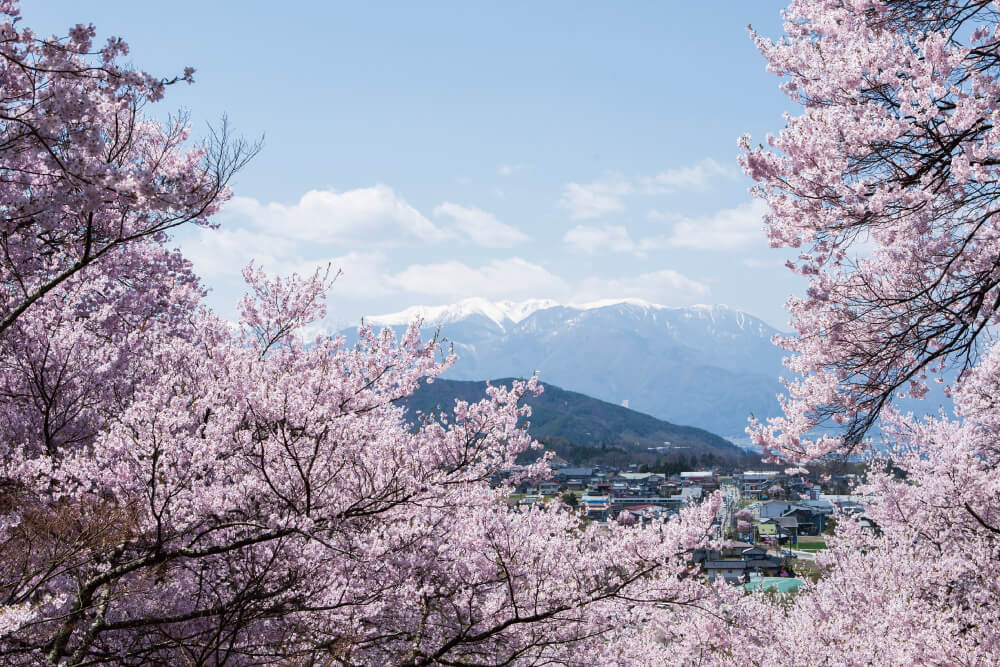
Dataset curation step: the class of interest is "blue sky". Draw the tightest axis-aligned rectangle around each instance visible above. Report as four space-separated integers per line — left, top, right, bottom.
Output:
25 1 803 329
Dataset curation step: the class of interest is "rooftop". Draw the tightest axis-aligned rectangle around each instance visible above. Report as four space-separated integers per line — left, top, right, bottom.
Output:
557 467 594 477
617 472 661 480
743 577 804 594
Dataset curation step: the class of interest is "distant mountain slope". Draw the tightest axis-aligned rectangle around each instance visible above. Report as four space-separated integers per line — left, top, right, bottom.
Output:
404 377 746 461
343 298 787 437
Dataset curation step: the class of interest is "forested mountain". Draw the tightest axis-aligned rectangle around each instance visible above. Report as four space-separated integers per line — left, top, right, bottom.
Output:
405 377 752 467
345 298 787 438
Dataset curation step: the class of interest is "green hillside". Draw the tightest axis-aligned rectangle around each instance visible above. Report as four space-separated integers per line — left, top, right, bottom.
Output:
404 378 748 465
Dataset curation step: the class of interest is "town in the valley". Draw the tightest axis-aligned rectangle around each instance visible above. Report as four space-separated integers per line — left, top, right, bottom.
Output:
504 464 869 593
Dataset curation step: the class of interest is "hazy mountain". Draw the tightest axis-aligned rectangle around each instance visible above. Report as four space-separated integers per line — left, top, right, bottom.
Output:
343 298 787 438
404 377 749 466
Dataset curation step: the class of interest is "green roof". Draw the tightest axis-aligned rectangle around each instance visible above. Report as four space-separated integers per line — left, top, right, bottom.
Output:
743 578 804 594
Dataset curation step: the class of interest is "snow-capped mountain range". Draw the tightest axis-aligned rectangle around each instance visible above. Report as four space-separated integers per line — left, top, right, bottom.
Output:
364 297 562 328
342 298 787 439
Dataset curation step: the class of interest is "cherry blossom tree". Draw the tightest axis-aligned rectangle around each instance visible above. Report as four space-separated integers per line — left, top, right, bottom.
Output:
2 265 724 664
0 5 728 663
722 1 1000 663
0 3 255 339
733 509 753 539
742 0 1000 460
677 405 1000 665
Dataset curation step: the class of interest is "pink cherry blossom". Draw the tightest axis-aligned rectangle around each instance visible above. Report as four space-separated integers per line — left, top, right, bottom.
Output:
719 2 1000 663
0 5 726 662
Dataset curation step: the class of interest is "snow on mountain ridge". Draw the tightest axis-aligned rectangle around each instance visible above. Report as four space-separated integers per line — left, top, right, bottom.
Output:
343 299 787 436
365 298 561 329
364 298 775 331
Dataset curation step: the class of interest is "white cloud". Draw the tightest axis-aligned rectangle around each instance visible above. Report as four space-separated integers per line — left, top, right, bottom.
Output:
182 218 715 325
294 251 395 300
389 258 565 299
224 185 448 246
434 202 528 247
665 199 768 250
563 224 640 254
386 259 707 312
178 225 394 300
642 158 736 193
498 163 530 176
557 160 738 220
567 201 765 255
558 174 633 220
562 224 673 257
573 269 710 305
178 179 758 326
180 226 301 279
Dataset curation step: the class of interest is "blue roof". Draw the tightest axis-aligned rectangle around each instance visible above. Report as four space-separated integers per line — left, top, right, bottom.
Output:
743 577 804 593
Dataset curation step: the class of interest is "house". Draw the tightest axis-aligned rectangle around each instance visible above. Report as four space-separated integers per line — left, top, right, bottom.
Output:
774 515 799 540
702 547 784 583
610 496 673 512
738 470 780 497
619 504 673 525
555 467 594 490
580 494 611 522
588 481 612 496
703 560 748 583
782 505 827 535
537 481 559 496
681 470 720 491
819 494 869 511
756 522 778 542
690 548 713 564
721 541 755 558
741 547 783 575
517 495 545 511
800 499 835 515
679 486 704 502
759 517 800 545
612 472 665 496
758 499 795 519
657 486 704 509
521 481 559 496
658 481 681 497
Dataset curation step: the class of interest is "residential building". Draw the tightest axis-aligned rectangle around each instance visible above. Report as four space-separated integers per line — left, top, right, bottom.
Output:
555 467 594 490
580 494 611 522
758 499 795 519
